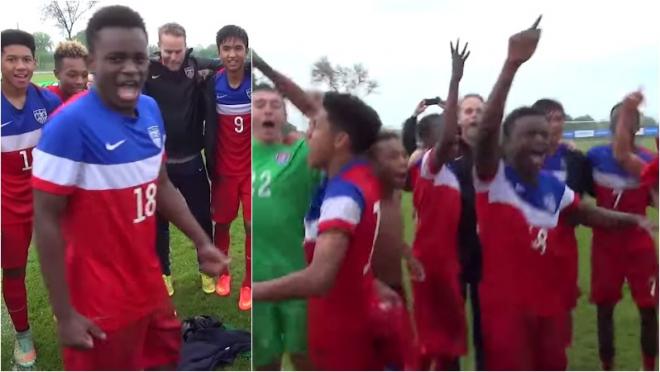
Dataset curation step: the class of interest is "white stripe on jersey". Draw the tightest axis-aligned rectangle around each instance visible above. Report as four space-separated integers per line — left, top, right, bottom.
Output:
551 170 567 182
33 149 163 190
420 149 460 189
216 102 251 116
319 196 362 226
474 161 575 228
1 129 42 152
304 218 319 242
593 170 639 190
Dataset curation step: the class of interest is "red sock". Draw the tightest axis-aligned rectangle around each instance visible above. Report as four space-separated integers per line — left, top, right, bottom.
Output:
643 354 656 371
214 227 230 276
242 234 251 288
601 358 613 371
2 274 29 332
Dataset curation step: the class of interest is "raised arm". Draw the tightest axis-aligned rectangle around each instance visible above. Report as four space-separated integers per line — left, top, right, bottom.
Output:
402 100 428 155
252 51 318 118
432 40 470 168
475 16 542 179
613 91 646 177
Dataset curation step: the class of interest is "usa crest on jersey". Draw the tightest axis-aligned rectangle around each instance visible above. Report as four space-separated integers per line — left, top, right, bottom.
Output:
33 108 48 124
148 125 162 148
184 65 195 79
246 88 251 99
275 152 290 165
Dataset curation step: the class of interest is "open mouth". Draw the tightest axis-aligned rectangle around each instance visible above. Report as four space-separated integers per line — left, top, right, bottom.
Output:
263 120 275 129
117 80 140 101
13 73 29 83
529 149 546 168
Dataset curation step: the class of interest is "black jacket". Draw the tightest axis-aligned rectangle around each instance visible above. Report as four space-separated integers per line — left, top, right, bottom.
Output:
144 49 221 159
202 64 251 181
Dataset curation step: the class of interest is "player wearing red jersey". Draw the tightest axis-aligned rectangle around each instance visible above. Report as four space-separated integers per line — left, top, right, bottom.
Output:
253 92 384 369
204 25 252 310
1 29 62 369
47 40 89 103
31 7 227 370
474 16 654 370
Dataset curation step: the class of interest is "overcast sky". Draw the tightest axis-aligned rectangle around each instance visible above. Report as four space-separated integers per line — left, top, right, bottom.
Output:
2 0 658 129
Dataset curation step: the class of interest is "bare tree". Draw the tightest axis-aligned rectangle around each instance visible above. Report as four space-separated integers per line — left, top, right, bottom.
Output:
311 56 379 97
42 0 99 40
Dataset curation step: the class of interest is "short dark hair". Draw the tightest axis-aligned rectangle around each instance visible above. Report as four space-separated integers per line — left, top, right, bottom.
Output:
85 5 147 53
418 113 443 141
323 92 382 154
53 40 88 69
1 29 35 56
158 22 186 42
609 101 640 133
369 130 400 157
502 106 546 139
254 83 276 93
532 98 565 116
216 25 248 49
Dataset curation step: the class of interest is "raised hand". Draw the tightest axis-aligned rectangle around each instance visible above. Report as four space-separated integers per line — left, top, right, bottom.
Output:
507 15 542 67
622 90 644 112
450 39 470 82
413 99 428 117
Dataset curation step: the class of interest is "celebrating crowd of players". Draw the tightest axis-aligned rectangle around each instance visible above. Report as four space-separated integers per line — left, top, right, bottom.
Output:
1 5 250 370
251 15 658 371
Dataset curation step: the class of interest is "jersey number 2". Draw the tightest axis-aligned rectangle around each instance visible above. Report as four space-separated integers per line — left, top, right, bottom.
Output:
363 200 382 275
252 171 271 197
134 183 157 223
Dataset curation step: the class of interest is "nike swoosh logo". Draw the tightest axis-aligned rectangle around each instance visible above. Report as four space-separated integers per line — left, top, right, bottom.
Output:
105 139 126 151
218 94 228 99
1 121 12 128
151 75 160 79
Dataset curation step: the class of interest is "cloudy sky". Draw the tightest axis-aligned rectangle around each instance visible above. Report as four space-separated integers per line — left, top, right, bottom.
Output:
2 0 658 129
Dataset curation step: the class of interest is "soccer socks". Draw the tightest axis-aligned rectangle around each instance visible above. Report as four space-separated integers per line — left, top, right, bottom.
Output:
643 354 656 371
214 226 231 276
2 273 29 332
242 233 251 288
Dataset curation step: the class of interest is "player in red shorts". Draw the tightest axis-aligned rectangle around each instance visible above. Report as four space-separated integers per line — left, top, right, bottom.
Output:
587 95 658 371
47 40 89 103
204 25 252 309
253 92 384 370
1 29 62 369
474 16 655 370
31 6 227 370
410 40 468 370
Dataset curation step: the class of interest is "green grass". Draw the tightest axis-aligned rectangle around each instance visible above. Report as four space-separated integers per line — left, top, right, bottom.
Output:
30 72 57 87
1 217 251 371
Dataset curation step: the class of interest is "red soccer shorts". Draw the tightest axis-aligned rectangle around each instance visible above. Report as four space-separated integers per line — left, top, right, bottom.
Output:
62 300 181 370
412 264 466 358
1 222 32 269
211 174 251 224
591 233 658 308
369 289 416 370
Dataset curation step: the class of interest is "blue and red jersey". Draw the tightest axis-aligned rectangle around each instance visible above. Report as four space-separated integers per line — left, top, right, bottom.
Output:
215 68 251 176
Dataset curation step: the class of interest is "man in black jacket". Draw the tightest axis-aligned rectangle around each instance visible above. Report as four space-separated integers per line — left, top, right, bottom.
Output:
143 23 220 296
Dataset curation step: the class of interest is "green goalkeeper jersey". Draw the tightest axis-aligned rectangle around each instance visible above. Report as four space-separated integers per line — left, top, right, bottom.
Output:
252 139 321 281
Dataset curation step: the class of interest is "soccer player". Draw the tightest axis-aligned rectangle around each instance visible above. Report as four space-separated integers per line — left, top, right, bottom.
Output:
47 40 89 102
252 83 320 370
204 25 251 309
474 16 654 370
402 100 444 156
253 92 383 370
411 40 468 370
31 6 227 370
1 28 61 369
143 22 220 296
587 98 658 371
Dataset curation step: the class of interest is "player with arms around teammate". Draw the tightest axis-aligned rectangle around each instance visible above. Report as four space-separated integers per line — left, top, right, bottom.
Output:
31 6 227 370
253 92 384 370
203 25 252 309
252 83 320 370
143 22 220 296
1 29 61 369
47 40 89 103
474 16 654 370
586 99 658 371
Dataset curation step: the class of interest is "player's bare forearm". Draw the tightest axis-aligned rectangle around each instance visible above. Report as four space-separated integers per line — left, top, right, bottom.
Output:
475 61 518 179
613 108 645 177
402 116 418 155
572 201 643 229
156 166 211 246
33 190 75 320
252 230 349 301
434 78 460 167
253 52 317 118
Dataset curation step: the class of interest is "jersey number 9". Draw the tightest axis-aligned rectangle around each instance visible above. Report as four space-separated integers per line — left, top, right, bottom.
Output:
234 117 244 133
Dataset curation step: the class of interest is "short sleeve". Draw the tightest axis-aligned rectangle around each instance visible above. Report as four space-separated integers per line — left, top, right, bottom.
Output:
317 179 365 236
32 110 83 195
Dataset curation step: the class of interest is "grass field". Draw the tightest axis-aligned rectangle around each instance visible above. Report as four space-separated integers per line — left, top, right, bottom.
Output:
1 73 250 371
400 137 658 371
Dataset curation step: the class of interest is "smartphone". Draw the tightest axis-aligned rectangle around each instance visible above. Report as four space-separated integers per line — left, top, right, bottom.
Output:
424 97 442 106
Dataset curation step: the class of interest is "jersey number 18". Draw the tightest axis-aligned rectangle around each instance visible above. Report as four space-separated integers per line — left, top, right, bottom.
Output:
134 183 157 223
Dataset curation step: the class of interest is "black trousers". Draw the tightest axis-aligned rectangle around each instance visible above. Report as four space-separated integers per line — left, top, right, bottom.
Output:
461 280 485 371
156 154 213 275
